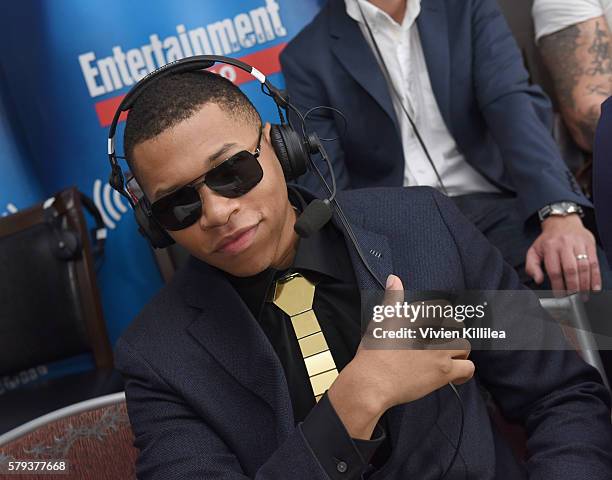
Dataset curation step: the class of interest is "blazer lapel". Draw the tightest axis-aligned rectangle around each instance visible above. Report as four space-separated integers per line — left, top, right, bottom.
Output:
417 0 452 127
183 261 293 439
328 0 399 132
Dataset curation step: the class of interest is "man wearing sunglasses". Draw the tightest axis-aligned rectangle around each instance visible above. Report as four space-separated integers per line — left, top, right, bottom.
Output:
114 71 612 479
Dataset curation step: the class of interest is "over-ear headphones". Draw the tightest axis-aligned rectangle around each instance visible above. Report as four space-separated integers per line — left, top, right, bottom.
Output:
106 55 316 248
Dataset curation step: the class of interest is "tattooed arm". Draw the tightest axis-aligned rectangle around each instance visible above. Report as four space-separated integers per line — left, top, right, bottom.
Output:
539 16 612 152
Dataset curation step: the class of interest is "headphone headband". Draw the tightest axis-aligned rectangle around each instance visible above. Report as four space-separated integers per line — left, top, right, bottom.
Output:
107 55 282 154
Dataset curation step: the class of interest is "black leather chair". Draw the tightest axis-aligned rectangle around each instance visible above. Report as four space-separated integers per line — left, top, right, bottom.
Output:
0 188 123 435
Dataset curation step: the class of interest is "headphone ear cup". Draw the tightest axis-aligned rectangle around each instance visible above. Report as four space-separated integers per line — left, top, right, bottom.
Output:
269 124 291 178
133 201 175 249
270 124 309 181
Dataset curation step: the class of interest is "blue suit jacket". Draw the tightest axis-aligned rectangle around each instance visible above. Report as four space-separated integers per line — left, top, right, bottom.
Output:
114 187 612 479
280 0 589 221
594 97 612 265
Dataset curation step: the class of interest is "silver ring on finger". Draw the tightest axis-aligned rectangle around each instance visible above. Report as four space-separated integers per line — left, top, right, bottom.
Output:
576 253 589 261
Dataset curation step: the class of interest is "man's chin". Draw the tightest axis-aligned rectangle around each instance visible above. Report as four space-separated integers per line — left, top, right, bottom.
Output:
210 253 272 278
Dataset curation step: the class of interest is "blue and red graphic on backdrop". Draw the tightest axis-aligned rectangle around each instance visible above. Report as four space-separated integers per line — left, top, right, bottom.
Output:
0 1 323 355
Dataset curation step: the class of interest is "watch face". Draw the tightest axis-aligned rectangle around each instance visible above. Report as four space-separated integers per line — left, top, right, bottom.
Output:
551 202 579 215
539 202 582 221
551 203 568 215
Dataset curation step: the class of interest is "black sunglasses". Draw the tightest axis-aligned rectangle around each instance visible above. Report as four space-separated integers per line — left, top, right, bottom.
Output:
148 126 264 231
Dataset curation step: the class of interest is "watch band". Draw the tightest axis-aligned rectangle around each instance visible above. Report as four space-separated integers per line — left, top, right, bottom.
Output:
538 202 584 222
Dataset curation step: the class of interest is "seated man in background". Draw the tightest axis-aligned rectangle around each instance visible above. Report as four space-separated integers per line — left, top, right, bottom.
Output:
280 0 607 296
534 0 612 153
114 70 612 479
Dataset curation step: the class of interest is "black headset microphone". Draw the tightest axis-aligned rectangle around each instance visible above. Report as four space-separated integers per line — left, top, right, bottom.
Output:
294 197 333 238
293 135 336 239
290 124 387 292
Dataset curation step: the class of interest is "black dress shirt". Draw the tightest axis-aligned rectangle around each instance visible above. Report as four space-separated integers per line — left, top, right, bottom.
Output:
227 188 389 479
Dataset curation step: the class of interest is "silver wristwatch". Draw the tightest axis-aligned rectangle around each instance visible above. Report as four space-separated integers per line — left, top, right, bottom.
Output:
538 201 584 222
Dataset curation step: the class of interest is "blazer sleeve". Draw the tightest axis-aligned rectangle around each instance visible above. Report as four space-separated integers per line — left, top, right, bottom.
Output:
114 337 331 480
593 97 612 266
280 46 352 193
429 188 612 479
471 0 591 219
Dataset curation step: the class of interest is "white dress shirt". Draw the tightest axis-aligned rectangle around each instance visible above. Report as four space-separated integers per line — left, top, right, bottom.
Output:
345 0 499 196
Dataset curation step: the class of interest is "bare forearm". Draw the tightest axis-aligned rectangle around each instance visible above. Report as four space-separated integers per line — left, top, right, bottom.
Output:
568 101 604 153
539 16 612 152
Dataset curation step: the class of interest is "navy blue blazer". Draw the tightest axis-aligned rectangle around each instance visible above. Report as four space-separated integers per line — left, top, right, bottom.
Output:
280 0 589 221
115 187 612 479
594 97 612 265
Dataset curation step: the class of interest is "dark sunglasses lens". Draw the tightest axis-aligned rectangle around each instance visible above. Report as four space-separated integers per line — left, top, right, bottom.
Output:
149 150 262 231
151 187 202 231
206 151 263 197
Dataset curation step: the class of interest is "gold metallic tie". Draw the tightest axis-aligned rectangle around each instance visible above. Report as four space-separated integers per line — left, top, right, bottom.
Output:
271 272 338 402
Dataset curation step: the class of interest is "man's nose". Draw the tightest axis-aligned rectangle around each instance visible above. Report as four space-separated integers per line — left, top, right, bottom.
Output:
196 184 238 229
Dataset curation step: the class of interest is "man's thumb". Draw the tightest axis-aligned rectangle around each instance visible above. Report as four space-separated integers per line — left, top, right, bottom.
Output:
384 274 404 304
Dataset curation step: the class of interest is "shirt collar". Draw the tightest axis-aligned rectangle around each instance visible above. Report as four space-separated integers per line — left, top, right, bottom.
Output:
345 0 422 32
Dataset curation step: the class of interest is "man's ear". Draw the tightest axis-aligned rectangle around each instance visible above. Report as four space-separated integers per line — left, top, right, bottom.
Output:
263 121 272 145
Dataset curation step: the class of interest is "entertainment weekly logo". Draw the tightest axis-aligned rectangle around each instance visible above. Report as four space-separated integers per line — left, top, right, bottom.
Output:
77 0 288 127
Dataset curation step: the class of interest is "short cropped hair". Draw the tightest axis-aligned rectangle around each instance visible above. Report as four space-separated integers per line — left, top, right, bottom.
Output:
124 71 261 170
